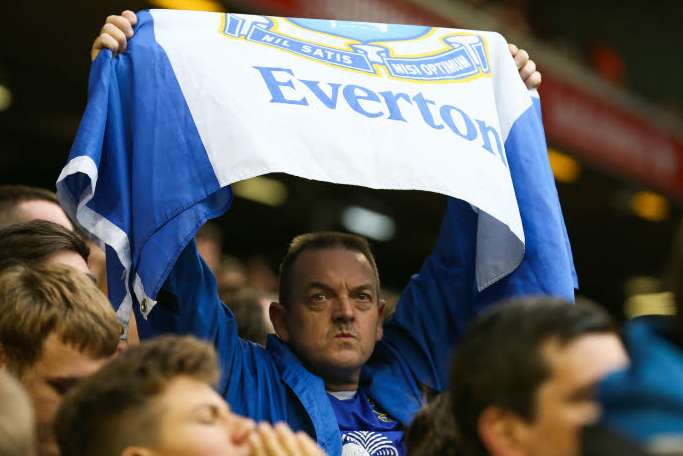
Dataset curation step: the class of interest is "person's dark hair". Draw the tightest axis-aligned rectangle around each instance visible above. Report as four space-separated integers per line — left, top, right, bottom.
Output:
450 297 615 456
0 185 61 227
56 335 220 456
278 231 380 306
405 393 461 456
0 220 89 272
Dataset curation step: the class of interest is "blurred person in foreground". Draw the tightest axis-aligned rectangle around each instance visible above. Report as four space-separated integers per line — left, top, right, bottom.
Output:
0 185 73 230
404 393 460 456
0 370 37 456
0 264 121 456
0 220 139 347
91 11 545 456
56 335 325 456
598 223 683 454
0 220 91 277
0 185 110 313
450 297 627 456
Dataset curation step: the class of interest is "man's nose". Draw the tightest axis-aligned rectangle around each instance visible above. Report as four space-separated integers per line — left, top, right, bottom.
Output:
332 296 355 321
228 414 255 445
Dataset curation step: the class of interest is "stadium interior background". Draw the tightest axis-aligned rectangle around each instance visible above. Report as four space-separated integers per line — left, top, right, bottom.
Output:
1 0 682 320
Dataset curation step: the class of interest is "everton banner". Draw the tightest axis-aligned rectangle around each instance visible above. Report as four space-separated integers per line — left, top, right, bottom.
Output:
56 10 576 328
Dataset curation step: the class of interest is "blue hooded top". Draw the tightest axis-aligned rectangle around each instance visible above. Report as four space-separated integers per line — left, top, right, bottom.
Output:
599 317 683 450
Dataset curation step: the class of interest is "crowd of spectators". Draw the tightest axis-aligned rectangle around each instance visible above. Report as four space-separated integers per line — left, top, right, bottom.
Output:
1 7 682 456
1 177 682 456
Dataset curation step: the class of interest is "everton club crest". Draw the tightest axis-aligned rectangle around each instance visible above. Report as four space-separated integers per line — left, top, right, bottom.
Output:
222 14 491 83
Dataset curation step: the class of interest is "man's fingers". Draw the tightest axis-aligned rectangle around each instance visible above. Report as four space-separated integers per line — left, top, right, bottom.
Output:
106 14 135 38
90 11 137 62
257 423 287 456
274 422 301 455
513 48 529 70
508 44 542 89
519 59 537 82
101 22 128 53
121 10 138 26
295 431 326 456
525 71 542 90
90 33 119 61
250 433 267 456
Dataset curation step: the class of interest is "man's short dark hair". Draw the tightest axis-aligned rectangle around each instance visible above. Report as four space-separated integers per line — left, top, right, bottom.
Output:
405 393 461 456
0 220 89 272
278 231 380 306
56 335 220 456
450 297 615 456
0 185 61 227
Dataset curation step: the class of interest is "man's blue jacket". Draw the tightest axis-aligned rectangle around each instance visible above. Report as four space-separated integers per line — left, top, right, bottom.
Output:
135 193 573 455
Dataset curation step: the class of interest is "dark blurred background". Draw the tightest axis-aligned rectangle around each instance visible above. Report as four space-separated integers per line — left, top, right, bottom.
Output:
1 0 682 319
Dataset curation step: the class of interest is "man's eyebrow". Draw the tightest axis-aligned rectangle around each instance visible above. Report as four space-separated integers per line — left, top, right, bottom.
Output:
306 282 375 290
305 281 334 292
351 283 374 291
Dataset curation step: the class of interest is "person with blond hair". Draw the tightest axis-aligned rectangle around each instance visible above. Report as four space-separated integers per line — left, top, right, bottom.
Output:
0 264 121 456
57 335 324 456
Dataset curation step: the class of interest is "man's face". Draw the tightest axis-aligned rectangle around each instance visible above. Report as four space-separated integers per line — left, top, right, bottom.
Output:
517 333 628 456
20 333 110 456
16 200 74 231
276 248 383 387
150 376 254 456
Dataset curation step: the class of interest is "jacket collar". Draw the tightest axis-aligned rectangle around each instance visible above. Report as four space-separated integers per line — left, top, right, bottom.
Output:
266 335 342 455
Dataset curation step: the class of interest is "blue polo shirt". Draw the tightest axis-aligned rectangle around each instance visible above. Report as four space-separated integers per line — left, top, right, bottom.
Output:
328 389 404 455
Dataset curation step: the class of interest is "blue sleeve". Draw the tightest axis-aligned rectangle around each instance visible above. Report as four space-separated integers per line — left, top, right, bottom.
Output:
382 197 479 392
382 98 576 392
136 240 292 422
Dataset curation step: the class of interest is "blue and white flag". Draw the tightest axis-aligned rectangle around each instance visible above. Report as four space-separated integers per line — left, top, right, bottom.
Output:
57 10 576 329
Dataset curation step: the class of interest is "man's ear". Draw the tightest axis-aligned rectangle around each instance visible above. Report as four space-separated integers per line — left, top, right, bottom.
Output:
478 406 528 456
269 302 290 342
375 299 385 341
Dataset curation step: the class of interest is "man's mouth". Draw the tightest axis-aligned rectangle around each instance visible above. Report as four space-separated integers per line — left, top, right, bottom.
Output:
334 332 355 339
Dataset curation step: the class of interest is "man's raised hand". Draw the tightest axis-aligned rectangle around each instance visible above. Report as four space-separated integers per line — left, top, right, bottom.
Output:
90 10 137 61
509 43 542 89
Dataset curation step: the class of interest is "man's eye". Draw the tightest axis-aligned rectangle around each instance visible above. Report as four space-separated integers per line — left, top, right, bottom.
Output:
357 293 371 301
197 406 221 424
310 293 327 302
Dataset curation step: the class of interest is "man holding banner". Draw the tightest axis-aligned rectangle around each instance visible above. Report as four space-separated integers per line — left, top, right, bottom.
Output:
63 9 575 455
